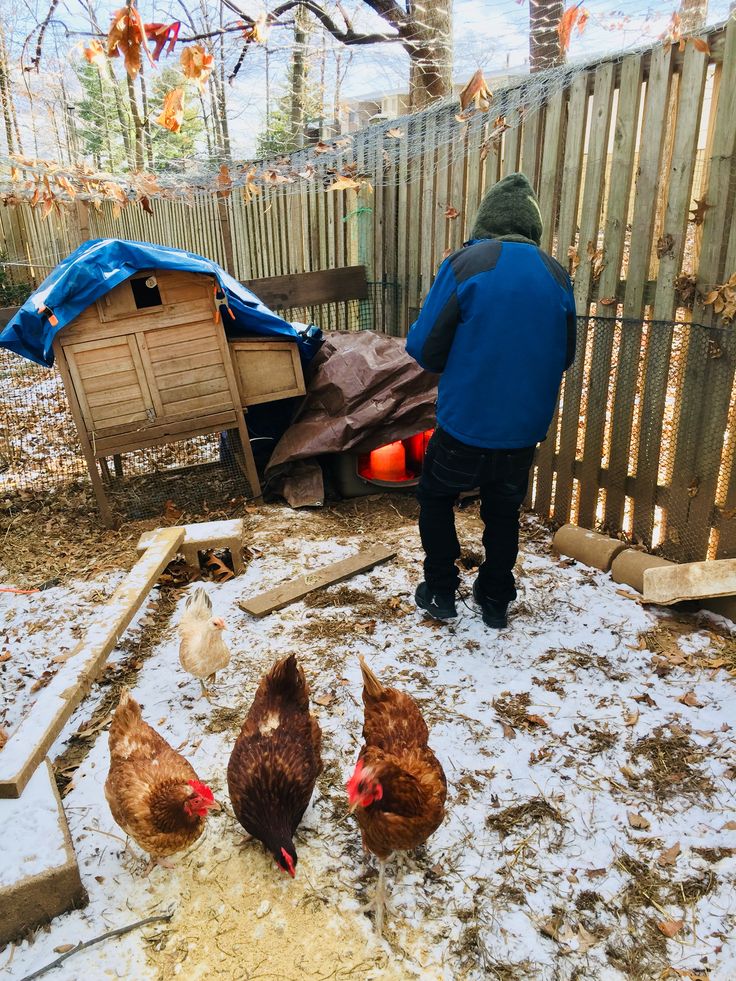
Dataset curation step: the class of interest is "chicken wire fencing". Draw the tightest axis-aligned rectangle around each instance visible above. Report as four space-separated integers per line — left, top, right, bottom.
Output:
0 280 401 521
3 313 736 550
529 316 736 564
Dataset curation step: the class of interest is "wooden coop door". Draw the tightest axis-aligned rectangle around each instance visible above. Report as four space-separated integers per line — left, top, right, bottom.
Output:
63 335 155 432
139 320 236 422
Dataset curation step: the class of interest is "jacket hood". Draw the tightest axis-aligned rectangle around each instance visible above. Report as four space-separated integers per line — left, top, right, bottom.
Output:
470 172 543 246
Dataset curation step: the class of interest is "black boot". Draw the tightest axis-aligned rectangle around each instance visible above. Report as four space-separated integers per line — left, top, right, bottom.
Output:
473 581 509 628
415 582 457 620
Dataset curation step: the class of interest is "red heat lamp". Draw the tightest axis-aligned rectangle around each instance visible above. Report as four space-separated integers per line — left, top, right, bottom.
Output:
357 429 434 484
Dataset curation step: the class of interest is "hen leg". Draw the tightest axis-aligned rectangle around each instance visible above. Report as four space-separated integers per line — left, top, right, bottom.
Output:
373 859 389 936
359 858 396 933
198 678 212 700
142 855 176 876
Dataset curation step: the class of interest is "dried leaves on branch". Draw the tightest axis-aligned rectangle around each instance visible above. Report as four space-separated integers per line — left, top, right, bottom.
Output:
558 4 589 54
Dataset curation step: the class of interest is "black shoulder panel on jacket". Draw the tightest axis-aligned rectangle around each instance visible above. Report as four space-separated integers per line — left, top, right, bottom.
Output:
538 251 569 290
422 292 460 372
449 239 503 285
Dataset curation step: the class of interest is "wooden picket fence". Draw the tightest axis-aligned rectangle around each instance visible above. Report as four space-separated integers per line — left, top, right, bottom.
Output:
2 21 736 560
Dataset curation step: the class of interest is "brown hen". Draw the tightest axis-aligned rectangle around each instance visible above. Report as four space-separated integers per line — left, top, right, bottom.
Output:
105 689 219 864
227 653 322 878
347 656 447 933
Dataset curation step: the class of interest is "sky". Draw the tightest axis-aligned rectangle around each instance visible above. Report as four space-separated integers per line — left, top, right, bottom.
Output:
2 0 733 162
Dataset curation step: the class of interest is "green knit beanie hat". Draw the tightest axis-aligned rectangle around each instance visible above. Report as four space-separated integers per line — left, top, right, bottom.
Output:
471 172 543 245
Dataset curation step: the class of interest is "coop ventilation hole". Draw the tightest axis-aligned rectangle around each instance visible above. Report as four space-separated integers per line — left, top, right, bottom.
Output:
130 276 162 309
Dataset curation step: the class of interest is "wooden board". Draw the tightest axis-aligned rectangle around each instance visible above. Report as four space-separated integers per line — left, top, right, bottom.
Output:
229 339 306 407
0 527 184 798
605 44 674 536
643 558 736 605
247 265 368 310
632 43 709 546
239 544 397 617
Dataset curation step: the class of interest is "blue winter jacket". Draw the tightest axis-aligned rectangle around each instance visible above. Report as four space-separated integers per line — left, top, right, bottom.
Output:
406 238 576 448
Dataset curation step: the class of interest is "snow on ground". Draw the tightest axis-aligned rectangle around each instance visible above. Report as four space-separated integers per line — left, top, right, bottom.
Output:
1 503 736 980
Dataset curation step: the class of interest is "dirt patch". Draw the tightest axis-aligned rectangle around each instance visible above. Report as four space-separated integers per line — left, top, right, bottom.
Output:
205 705 244 735
486 796 566 839
493 691 550 732
304 585 413 621
626 724 714 800
536 646 628 682
572 723 618 755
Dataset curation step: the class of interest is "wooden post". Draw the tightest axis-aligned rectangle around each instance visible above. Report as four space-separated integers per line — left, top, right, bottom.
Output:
52 339 115 527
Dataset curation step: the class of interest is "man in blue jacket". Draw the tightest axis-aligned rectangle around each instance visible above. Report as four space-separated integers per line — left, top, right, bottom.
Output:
406 172 576 628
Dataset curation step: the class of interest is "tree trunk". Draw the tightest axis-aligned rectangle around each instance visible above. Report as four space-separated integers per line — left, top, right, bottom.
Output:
126 74 145 170
139 69 154 168
404 0 453 109
529 0 565 73
290 3 309 147
678 0 708 31
0 26 16 153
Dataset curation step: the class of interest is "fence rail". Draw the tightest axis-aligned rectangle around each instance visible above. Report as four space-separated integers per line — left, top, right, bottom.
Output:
1 22 736 558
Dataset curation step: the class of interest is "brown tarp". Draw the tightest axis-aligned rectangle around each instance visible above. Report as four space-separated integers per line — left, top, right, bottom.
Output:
264 331 438 506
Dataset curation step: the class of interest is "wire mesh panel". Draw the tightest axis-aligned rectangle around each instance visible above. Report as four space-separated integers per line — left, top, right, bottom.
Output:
531 316 736 564
273 281 401 335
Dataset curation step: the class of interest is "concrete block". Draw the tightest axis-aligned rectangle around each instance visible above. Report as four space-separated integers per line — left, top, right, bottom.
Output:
552 524 628 572
0 760 87 945
698 595 736 624
643 558 736 605
137 519 245 574
611 550 677 594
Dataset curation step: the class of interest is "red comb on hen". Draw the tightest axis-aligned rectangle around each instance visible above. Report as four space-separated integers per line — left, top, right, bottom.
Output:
346 759 364 802
188 779 214 802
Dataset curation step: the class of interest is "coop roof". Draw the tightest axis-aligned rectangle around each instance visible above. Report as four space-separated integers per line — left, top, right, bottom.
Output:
0 238 322 367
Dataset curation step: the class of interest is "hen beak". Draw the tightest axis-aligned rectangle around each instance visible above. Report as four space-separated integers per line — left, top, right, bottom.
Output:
209 799 222 812
348 800 359 815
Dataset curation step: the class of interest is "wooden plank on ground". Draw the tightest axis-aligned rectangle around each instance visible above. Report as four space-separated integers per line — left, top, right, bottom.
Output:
238 544 397 617
0 527 184 798
604 44 673 537
643 558 736 605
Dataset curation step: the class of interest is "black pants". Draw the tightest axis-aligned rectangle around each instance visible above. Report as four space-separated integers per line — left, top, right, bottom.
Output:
417 428 535 601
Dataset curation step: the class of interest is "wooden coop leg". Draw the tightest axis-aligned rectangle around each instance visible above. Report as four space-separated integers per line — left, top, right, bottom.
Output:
99 458 113 484
113 454 124 478
234 412 262 498
53 339 116 528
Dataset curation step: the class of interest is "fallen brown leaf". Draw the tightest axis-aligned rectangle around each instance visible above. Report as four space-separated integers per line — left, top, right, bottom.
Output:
678 691 704 708
501 722 516 740
627 812 651 830
657 918 684 938
624 708 640 726
657 841 681 866
53 944 75 954
314 692 335 707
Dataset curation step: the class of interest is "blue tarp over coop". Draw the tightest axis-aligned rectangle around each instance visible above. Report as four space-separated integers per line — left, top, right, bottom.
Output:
0 238 322 367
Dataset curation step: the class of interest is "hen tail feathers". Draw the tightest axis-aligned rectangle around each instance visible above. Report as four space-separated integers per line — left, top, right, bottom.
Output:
359 655 384 699
184 586 212 619
267 653 306 698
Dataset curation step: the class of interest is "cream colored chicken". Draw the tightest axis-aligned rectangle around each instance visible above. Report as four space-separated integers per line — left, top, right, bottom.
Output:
178 587 230 697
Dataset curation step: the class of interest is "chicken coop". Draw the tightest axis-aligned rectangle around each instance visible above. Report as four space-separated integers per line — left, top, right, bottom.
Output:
0 240 318 526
